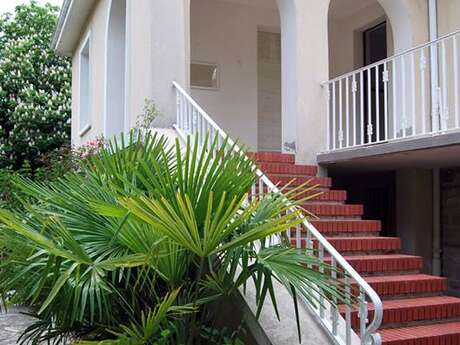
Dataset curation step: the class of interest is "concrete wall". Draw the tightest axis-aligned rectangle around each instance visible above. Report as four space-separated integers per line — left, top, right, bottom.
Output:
437 0 460 36
440 168 460 297
71 0 109 146
71 0 190 146
190 0 280 150
396 169 433 274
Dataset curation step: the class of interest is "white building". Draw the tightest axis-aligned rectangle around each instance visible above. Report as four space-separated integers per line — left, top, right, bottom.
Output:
53 1 460 344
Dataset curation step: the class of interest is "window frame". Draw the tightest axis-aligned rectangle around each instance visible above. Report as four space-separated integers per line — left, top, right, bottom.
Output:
78 31 92 137
190 61 220 91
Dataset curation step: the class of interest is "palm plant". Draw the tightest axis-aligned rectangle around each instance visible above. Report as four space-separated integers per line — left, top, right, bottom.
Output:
0 131 347 344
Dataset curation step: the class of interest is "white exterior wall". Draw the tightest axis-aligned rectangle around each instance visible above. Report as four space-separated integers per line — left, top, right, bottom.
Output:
190 0 280 150
438 0 460 36
69 0 453 163
71 0 190 146
71 0 109 146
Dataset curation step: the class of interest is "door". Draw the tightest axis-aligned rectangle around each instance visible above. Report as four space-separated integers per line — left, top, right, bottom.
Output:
363 22 387 143
257 31 281 152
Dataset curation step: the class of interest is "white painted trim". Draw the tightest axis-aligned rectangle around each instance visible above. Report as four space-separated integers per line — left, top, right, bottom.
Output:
124 0 130 133
77 30 92 137
54 0 74 51
103 0 128 137
103 0 111 138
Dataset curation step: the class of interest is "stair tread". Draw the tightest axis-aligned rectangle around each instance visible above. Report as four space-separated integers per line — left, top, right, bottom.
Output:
341 295 460 311
341 254 421 260
376 295 460 310
380 321 460 341
363 274 446 283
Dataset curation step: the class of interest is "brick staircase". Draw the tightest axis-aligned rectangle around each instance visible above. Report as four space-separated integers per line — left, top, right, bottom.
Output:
253 152 460 345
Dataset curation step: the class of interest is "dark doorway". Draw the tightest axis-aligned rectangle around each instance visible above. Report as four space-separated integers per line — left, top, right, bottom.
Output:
363 22 387 143
331 171 396 237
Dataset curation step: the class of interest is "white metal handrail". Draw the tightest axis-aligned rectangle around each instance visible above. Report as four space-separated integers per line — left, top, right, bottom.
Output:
323 30 460 152
173 81 383 345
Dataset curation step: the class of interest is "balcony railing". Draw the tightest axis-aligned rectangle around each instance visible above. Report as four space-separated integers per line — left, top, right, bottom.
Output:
323 30 460 152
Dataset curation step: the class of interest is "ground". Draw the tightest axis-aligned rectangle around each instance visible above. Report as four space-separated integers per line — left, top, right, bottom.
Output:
0 306 34 344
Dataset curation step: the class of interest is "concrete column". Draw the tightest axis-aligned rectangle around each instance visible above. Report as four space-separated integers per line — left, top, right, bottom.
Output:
396 169 434 273
129 0 190 128
277 0 330 164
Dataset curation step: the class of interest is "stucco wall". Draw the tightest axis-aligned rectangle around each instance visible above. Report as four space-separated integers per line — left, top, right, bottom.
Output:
437 0 460 36
190 0 280 150
440 168 460 297
71 0 109 146
396 169 433 274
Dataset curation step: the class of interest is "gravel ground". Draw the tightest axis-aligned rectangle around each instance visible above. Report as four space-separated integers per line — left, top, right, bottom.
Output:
0 306 35 345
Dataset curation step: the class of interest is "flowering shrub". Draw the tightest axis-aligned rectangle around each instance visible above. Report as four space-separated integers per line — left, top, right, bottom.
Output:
0 2 71 170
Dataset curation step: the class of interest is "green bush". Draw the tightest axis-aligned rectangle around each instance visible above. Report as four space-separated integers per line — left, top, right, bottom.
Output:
0 1 71 170
0 132 345 344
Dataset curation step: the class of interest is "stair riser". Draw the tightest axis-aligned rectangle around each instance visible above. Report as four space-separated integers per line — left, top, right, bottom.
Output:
250 152 295 164
327 259 422 274
291 238 401 252
257 163 317 176
267 175 332 188
347 309 460 330
304 204 364 217
311 220 382 234
382 334 460 345
359 280 448 298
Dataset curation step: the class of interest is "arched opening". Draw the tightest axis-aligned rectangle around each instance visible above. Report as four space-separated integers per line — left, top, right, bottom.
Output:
190 0 281 152
105 0 127 138
328 0 395 79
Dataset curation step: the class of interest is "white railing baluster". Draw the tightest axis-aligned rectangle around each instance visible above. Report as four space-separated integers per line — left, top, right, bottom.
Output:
345 274 352 345
383 62 389 141
375 66 380 142
332 82 336 150
454 36 459 128
392 59 397 140
326 86 331 150
296 223 301 249
441 40 448 131
420 48 427 135
410 52 416 136
346 77 350 147
360 71 364 145
322 29 460 151
331 257 338 336
339 79 343 148
402 56 407 138
367 68 372 143
318 242 325 319
173 80 383 345
352 74 357 146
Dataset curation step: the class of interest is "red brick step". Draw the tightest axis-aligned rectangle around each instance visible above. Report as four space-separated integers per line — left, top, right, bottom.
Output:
310 220 381 234
304 203 363 217
292 237 401 252
379 321 460 345
338 254 423 274
250 152 295 164
267 174 332 188
359 274 448 297
341 296 460 329
257 162 318 176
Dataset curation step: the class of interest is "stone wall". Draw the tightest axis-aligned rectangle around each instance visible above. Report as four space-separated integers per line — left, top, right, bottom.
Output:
440 168 460 297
